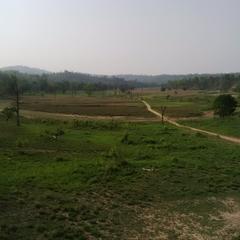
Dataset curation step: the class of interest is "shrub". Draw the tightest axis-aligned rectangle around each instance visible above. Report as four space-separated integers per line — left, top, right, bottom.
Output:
135 149 151 160
105 147 129 173
121 132 129 144
16 139 29 148
55 128 65 139
72 120 120 130
121 132 134 145
195 132 206 138
143 138 157 144
41 128 65 141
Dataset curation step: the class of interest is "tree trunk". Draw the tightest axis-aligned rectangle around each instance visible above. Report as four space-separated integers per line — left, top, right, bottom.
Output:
16 82 20 127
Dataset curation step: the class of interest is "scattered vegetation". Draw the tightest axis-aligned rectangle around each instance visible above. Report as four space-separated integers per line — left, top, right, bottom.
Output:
1 86 240 239
1 107 16 121
1 115 240 239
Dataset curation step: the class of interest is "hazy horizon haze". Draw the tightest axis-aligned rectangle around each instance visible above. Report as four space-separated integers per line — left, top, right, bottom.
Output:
1 0 240 75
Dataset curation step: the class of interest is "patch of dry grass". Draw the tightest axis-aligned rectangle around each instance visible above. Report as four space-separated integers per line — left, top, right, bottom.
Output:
20 95 153 118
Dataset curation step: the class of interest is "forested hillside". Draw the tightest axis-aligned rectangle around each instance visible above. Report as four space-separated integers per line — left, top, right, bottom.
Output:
163 73 240 92
0 71 144 96
1 69 240 95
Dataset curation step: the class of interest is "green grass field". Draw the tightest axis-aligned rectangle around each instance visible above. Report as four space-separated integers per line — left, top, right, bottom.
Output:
1 115 240 239
145 92 215 118
179 115 240 138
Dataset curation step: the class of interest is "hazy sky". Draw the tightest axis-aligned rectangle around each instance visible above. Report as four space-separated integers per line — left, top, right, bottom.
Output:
1 0 240 74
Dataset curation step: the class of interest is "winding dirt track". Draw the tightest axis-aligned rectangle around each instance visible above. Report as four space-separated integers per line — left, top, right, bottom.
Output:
0 108 158 122
142 100 240 145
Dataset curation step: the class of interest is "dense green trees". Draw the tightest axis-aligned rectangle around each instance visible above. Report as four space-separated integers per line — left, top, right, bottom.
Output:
164 74 240 92
213 95 238 117
1 71 240 98
0 71 142 125
0 71 139 96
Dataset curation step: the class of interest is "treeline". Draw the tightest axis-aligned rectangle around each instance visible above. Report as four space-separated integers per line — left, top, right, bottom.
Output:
163 73 240 92
0 71 145 96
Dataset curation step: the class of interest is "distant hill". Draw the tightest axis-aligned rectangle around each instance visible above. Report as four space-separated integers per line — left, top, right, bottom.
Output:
48 71 130 85
0 65 50 75
1 66 239 90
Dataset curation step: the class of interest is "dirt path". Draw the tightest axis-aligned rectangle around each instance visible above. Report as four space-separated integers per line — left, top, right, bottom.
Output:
142 100 240 145
0 108 158 122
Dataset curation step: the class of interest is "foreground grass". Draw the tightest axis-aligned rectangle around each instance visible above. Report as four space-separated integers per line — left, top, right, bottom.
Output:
1 117 240 239
179 115 240 138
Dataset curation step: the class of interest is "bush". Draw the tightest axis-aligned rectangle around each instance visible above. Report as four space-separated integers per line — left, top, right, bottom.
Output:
72 120 120 130
16 139 29 148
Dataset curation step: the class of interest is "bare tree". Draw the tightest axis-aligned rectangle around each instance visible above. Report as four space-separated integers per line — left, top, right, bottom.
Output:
15 79 20 126
160 106 167 124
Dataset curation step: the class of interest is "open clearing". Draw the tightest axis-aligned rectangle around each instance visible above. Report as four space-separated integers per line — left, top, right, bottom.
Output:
1 91 240 239
144 91 216 118
142 90 240 138
0 95 157 121
179 117 240 138
20 95 153 118
143 100 240 144
1 115 240 239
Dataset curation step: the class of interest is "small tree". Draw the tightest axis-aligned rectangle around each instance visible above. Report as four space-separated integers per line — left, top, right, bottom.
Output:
161 86 166 92
213 94 237 117
5 75 21 126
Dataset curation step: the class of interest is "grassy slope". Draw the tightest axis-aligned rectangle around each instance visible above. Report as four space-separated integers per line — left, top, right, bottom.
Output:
179 116 240 138
145 94 214 118
1 117 240 239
